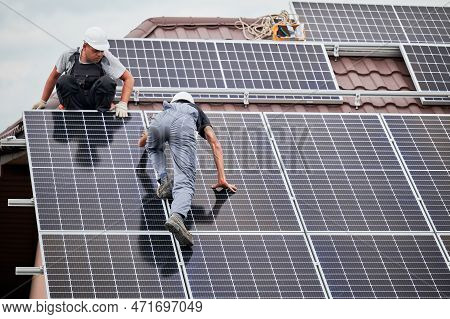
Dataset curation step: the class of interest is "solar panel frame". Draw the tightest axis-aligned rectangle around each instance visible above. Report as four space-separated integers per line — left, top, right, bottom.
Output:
382 114 450 232
144 111 304 232
109 38 342 104
215 40 342 103
39 232 188 299
289 1 408 44
400 44 450 106
264 112 431 232
309 233 450 299
179 233 328 299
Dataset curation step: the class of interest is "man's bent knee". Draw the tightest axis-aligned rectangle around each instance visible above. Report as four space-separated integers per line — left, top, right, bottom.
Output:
56 75 80 97
96 76 116 90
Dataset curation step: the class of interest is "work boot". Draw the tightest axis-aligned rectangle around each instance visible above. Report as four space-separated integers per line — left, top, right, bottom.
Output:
164 213 193 247
157 175 173 199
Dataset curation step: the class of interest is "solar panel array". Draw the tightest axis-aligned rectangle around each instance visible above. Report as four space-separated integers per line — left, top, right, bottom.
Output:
384 115 450 232
24 111 450 299
264 113 450 298
401 44 450 106
291 2 450 44
25 110 328 299
108 39 341 103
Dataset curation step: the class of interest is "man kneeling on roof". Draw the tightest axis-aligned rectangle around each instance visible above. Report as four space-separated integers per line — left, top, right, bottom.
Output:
138 92 237 247
32 27 134 118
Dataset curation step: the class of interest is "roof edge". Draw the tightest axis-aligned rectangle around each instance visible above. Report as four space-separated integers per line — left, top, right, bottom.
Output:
125 16 257 38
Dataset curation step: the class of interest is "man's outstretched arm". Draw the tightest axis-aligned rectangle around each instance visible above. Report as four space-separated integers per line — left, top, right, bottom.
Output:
32 66 61 109
204 126 237 192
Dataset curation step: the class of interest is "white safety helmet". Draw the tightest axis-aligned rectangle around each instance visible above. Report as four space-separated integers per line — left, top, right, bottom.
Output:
84 26 110 51
171 92 195 104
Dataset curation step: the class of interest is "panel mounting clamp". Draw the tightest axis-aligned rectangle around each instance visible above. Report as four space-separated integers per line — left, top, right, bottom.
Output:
243 91 250 107
333 45 340 61
354 93 361 110
133 89 140 105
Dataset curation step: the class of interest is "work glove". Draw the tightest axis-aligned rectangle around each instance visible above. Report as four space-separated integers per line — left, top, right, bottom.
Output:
32 99 47 110
112 101 128 118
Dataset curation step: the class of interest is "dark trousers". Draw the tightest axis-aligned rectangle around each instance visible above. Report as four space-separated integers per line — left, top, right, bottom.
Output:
56 75 117 112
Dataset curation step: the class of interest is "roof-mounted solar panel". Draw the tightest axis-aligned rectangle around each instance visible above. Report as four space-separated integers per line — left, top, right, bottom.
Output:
383 114 450 231
290 1 407 43
290 2 450 45
311 234 450 299
395 5 450 44
401 44 450 105
109 39 342 104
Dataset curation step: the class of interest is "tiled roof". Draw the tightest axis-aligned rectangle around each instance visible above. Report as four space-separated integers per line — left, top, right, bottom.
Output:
126 17 259 40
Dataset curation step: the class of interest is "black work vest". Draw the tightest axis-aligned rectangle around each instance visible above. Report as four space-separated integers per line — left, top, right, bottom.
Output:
69 49 105 91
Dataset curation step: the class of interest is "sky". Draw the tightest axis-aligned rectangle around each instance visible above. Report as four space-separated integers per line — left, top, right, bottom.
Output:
0 0 448 131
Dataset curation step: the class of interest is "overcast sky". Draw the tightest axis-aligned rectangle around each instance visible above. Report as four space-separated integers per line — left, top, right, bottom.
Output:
0 0 448 131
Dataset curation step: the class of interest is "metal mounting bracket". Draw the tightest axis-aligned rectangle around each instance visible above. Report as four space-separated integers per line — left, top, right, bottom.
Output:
243 91 250 107
0 136 26 149
333 45 340 61
16 266 43 276
134 89 140 105
355 93 361 110
8 198 35 207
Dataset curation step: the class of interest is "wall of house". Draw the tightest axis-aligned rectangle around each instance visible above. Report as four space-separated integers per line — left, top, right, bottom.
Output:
0 163 37 299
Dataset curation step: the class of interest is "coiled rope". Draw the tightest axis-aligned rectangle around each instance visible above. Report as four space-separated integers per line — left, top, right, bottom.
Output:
235 10 292 40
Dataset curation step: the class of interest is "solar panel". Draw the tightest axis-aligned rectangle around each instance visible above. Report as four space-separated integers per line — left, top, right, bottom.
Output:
395 6 450 43
181 234 326 299
25 111 144 168
145 111 302 232
109 39 224 90
41 233 186 299
401 44 450 105
290 2 407 43
265 113 429 232
216 41 341 103
24 111 168 231
109 39 341 104
311 234 450 298
383 114 450 231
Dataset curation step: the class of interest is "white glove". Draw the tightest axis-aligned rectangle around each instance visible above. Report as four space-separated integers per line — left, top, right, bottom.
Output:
32 99 47 110
113 101 128 118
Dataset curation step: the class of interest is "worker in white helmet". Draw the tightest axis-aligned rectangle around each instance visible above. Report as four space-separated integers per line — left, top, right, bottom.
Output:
32 26 134 118
138 92 237 246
